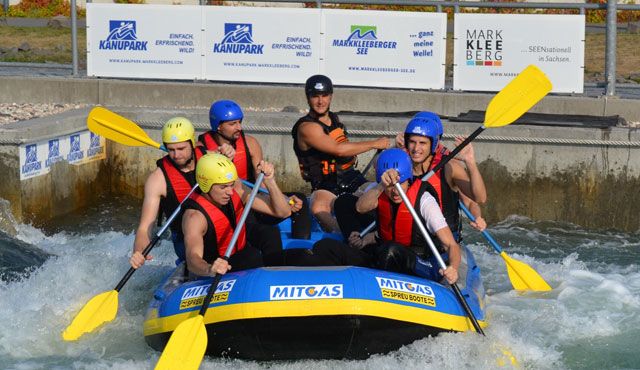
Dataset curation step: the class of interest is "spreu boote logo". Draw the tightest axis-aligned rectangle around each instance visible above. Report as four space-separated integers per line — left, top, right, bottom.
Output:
213 23 264 54
332 25 397 55
99 20 148 51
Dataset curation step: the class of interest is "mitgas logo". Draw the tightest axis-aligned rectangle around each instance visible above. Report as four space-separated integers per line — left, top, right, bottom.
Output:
270 284 343 300
213 23 264 54
87 132 104 157
67 134 84 162
332 25 397 55
45 138 63 167
99 20 148 51
21 144 42 175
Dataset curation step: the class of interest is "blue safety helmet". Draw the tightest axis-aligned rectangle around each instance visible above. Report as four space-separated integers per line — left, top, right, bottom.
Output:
413 111 443 139
209 100 243 131
404 116 440 155
376 148 413 184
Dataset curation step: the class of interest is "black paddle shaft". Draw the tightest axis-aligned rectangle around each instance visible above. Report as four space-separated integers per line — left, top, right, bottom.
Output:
424 126 485 180
451 283 485 335
198 257 228 316
114 236 161 292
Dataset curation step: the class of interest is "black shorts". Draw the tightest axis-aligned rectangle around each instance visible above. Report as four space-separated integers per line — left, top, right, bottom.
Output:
315 169 367 196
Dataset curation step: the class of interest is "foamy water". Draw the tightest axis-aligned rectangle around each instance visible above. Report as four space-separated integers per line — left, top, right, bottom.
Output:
1 211 638 369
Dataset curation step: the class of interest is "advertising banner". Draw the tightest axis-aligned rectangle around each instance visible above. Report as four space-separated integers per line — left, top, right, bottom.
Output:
203 7 320 83
19 131 106 181
322 9 447 89
453 14 585 93
87 4 202 79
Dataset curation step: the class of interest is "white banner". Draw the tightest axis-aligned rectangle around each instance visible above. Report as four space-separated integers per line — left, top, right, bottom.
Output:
203 7 320 83
87 4 202 79
453 14 584 93
19 131 106 181
322 9 447 89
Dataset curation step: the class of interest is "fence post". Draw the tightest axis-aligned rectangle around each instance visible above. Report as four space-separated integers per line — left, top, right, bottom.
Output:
605 0 617 96
3 0 8 14
71 0 78 76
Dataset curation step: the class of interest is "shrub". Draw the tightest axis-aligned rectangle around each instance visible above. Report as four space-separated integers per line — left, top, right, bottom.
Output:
0 0 85 17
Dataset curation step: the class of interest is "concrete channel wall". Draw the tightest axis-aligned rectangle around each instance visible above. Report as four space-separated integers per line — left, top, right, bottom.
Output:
1 77 640 232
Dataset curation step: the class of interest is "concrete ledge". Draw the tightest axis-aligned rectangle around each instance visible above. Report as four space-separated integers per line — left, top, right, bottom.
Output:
1 76 639 122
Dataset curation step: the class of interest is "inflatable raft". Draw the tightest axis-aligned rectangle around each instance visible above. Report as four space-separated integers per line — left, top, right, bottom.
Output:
143 221 486 360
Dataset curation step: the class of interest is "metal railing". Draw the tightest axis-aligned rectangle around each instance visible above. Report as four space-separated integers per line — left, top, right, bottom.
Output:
56 0 640 95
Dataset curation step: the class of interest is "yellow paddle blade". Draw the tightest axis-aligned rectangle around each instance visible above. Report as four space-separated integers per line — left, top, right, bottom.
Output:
62 290 118 341
87 107 162 149
155 315 207 370
501 251 552 291
484 65 552 128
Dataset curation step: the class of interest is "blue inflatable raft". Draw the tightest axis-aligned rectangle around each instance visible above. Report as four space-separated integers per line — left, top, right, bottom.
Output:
142 220 486 360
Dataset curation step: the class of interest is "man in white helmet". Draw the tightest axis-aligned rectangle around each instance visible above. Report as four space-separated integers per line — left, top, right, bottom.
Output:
130 117 206 269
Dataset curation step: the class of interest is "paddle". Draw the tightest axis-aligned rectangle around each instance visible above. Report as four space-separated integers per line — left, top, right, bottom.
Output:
458 201 551 291
154 172 265 370
394 182 484 334
62 183 200 341
87 106 165 150
358 64 552 237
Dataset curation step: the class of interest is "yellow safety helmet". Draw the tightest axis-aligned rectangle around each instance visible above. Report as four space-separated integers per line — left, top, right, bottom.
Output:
162 117 196 147
196 153 238 193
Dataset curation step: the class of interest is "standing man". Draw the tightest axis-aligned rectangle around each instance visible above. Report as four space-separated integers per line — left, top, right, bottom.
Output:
130 117 206 269
292 74 390 232
182 153 292 276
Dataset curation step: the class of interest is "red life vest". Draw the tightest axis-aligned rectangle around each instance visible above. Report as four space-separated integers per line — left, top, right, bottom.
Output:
377 180 424 247
199 131 253 181
156 146 206 234
158 146 206 202
189 191 246 260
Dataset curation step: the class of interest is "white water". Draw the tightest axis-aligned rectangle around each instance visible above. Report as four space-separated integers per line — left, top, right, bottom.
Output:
1 215 639 370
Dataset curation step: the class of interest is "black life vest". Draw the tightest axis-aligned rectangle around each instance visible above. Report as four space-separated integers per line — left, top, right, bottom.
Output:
156 146 206 235
376 179 445 256
198 131 255 182
291 112 357 190
184 191 247 263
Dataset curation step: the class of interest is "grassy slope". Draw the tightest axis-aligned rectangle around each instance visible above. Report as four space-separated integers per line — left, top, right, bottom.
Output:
0 26 638 82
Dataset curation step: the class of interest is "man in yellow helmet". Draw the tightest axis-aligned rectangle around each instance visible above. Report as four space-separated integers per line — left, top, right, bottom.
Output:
130 117 206 269
182 153 293 276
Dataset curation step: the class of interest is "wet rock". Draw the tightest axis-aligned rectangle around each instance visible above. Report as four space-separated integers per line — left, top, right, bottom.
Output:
18 42 31 52
48 15 70 29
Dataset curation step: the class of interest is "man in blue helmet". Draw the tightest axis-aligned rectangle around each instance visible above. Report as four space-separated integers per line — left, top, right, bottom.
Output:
198 99 260 182
354 149 463 284
292 74 390 232
200 99 311 240
398 114 487 238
